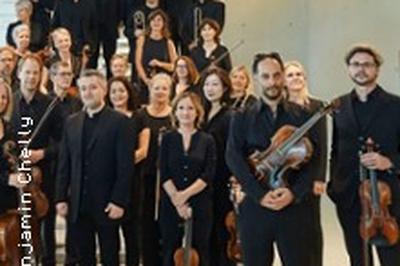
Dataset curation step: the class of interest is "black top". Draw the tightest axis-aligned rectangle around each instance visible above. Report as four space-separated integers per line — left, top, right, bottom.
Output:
48 92 82 124
6 20 47 52
226 94 258 110
141 37 171 78
11 91 62 160
160 129 216 194
226 99 319 204
135 107 172 177
190 44 232 73
202 106 232 188
0 119 18 214
351 87 381 132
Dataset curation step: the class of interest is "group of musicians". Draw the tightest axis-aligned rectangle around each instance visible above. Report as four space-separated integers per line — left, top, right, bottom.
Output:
1 41 400 266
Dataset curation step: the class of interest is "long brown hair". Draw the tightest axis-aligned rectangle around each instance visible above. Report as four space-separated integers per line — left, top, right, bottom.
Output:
147 9 171 38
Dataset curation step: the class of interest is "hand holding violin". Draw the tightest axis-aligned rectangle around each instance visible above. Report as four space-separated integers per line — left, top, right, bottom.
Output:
260 188 294 211
360 152 393 171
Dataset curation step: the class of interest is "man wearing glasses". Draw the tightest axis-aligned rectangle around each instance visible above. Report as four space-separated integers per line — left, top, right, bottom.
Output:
328 44 400 265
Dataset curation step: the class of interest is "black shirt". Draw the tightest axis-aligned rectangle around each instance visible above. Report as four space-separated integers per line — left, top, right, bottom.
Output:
160 129 216 193
81 107 105 211
226 99 317 203
351 86 382 134
202 106 232 188
190 44 232 73
11 91 62 160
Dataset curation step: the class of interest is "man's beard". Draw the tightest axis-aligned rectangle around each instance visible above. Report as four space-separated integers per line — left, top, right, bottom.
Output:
351 72 377 87
262 86 283 101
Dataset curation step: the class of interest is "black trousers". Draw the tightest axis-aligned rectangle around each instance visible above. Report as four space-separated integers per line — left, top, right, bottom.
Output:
41 178 56 266
308 196 323 266
71 213 120 266
140 174 162 266
210 184 235 266
238 197 313 266
159 196 212 266
121 176 141 266
87 25 117 78
336 203 400 266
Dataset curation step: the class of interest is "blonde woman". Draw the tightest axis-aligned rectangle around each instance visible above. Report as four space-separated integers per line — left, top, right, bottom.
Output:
284 60 327 266
160 91 216 266
228 65 257 109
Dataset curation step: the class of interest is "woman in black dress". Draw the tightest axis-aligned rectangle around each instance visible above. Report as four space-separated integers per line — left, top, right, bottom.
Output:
160 91 216 266
284 60 327 266
190 19 232 73
135 9 178 104
199 67 235 266
228 65 257 110
135 73 173 266
171 55 200 100
107 76 147 266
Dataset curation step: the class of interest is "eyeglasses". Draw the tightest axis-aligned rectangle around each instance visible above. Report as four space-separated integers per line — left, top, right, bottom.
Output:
348 62 376 69
176 64 187 69
57 72 73 77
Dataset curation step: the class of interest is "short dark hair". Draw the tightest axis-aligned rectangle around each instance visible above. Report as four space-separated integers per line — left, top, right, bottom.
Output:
345 44 383 67
252 52 284 74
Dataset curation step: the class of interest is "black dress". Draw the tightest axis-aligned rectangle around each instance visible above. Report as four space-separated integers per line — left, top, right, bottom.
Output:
159 129 216 266
190 44 232 73
0 119 18 215
303 97 327 266
135 107 172 266
139 36 171 103
121 114 141 266
202 106 234 266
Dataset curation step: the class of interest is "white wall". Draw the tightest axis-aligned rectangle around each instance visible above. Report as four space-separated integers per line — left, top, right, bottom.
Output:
224 0 400 101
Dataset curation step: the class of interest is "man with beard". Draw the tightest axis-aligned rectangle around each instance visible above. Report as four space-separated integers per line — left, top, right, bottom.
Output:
328 44 400 265
226 52 319 266
55 69 133 265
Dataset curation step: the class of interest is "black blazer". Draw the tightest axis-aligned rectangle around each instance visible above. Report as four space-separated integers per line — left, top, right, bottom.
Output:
56 107 134 224
328 86 400 213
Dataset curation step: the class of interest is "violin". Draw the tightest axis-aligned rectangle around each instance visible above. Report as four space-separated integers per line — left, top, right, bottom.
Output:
359 138 399 246
0 140 47 265
248 101 336 189
174 208 200 266
225 177 244 263
0 210 20 266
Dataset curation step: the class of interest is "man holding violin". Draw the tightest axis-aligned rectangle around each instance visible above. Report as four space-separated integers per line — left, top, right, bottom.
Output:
226 52 319 266
328 44 400 266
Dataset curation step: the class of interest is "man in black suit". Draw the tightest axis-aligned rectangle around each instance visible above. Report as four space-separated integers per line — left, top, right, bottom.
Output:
11 54 62 266
226 53 318 266
328 44 400 266
55 69 134 265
